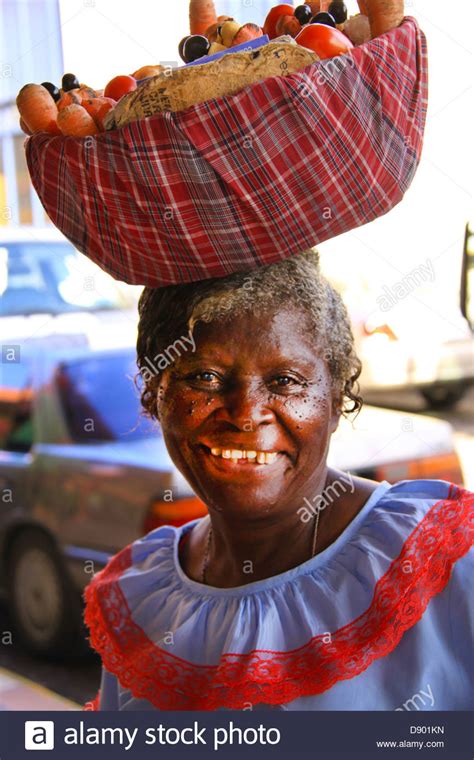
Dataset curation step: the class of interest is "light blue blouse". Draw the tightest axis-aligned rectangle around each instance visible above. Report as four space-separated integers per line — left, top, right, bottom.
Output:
86 479 473 711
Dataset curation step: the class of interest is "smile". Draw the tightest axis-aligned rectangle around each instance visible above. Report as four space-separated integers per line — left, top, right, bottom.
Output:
198 444 285 467
210 447 278 464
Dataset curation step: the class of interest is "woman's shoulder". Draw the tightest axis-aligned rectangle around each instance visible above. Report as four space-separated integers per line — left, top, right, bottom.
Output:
360 477 471 525
352 478 473 559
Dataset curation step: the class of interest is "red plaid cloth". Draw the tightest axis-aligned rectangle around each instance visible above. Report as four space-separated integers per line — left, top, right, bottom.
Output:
25 17 427 287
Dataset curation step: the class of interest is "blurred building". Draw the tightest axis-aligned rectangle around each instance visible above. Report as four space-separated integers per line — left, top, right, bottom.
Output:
0 0 63 226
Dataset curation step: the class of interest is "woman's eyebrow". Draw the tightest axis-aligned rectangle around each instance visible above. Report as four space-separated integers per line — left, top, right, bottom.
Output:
177 352 320 372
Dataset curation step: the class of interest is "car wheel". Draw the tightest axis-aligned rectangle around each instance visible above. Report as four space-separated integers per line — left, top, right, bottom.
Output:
7 531 89 659
421 384 466 410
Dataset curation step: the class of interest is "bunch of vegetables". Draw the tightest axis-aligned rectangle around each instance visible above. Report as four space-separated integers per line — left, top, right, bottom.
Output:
261 0 403 57
17 73 114 137
179 17 264 63
17 0 404 137
182 0 402 66
16 66 166 137
180 2 354 64
267 0 404 46
265 0 403 43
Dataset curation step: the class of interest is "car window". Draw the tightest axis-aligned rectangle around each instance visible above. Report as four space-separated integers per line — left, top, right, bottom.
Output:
0 391 33 453
55 353 157 443
0 242 138 316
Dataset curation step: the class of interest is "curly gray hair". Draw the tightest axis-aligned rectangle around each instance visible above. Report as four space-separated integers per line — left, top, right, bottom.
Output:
136 249 362 418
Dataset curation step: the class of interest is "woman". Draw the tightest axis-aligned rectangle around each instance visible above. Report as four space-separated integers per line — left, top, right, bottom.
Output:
85 250 473 711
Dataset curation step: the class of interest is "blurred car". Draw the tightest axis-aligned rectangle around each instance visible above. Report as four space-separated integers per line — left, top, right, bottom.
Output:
0 226 140 350
0 346 464 658
323 232 474 410
352 304 474 410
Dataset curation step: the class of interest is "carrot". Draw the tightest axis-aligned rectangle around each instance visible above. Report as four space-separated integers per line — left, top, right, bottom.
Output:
57 89 81 111
189 0 217 36
16 83 59 134
357 0 369 13
344 14 371 44
365 0 404 37
58 86 98 112
77 85 97 100
82 97 116 130
56 104 99 136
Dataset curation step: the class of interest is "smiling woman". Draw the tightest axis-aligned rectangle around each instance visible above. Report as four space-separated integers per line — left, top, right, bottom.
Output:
136 250 365 585
84 251 474 711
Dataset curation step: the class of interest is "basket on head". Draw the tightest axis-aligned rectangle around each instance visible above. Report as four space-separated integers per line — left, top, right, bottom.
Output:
25 17 427 287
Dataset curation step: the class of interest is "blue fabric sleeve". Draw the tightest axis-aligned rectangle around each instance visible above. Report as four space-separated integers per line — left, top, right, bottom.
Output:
98 667 119 710
448 547 474 708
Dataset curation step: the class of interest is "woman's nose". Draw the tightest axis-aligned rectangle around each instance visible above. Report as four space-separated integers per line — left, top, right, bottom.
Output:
213 382 274 430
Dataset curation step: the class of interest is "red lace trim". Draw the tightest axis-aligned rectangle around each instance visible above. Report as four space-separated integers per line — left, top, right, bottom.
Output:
84 485 474 710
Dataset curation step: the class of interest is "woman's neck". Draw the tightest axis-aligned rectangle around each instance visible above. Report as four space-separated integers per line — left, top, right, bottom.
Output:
180 469 380 588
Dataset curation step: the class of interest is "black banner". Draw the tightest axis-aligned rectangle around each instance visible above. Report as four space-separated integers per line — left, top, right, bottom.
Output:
0 710 472 759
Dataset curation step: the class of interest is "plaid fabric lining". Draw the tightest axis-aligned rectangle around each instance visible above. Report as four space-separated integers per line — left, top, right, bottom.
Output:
25 18 428 287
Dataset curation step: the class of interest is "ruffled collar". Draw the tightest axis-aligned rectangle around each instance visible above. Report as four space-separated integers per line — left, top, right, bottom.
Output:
84 480 474 710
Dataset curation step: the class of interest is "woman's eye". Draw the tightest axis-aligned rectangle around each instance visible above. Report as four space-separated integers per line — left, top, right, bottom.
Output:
189 371 221 385
270 375 299 389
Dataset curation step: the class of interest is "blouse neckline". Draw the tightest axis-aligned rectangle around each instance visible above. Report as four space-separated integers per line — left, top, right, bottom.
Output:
172 480 392 598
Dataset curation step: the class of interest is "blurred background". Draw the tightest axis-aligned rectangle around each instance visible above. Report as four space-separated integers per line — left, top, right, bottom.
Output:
0 0 472 709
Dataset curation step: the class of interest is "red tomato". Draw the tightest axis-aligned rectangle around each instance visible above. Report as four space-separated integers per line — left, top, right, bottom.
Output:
263 4 295 40
295 23 354 59
104 75 137 101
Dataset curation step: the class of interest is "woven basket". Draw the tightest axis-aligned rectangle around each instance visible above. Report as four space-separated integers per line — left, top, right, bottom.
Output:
25 17 427 287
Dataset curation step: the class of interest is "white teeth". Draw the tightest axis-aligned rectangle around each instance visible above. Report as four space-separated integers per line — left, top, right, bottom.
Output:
208 447 278 464
265 452 277 464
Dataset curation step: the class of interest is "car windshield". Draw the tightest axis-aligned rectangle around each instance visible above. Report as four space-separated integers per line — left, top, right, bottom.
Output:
56 352 157 443
0 241 138 316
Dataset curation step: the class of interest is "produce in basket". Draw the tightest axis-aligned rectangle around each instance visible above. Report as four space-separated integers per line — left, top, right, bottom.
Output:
104 40 318 129
22 1 427 289
189 0 217 36
103 0 404 128
344 14 371 45
16 84 60 135
17 0 405 137
17 76 114 137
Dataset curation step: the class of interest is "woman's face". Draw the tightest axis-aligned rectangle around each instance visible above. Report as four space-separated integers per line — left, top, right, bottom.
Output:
156 306 341 518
